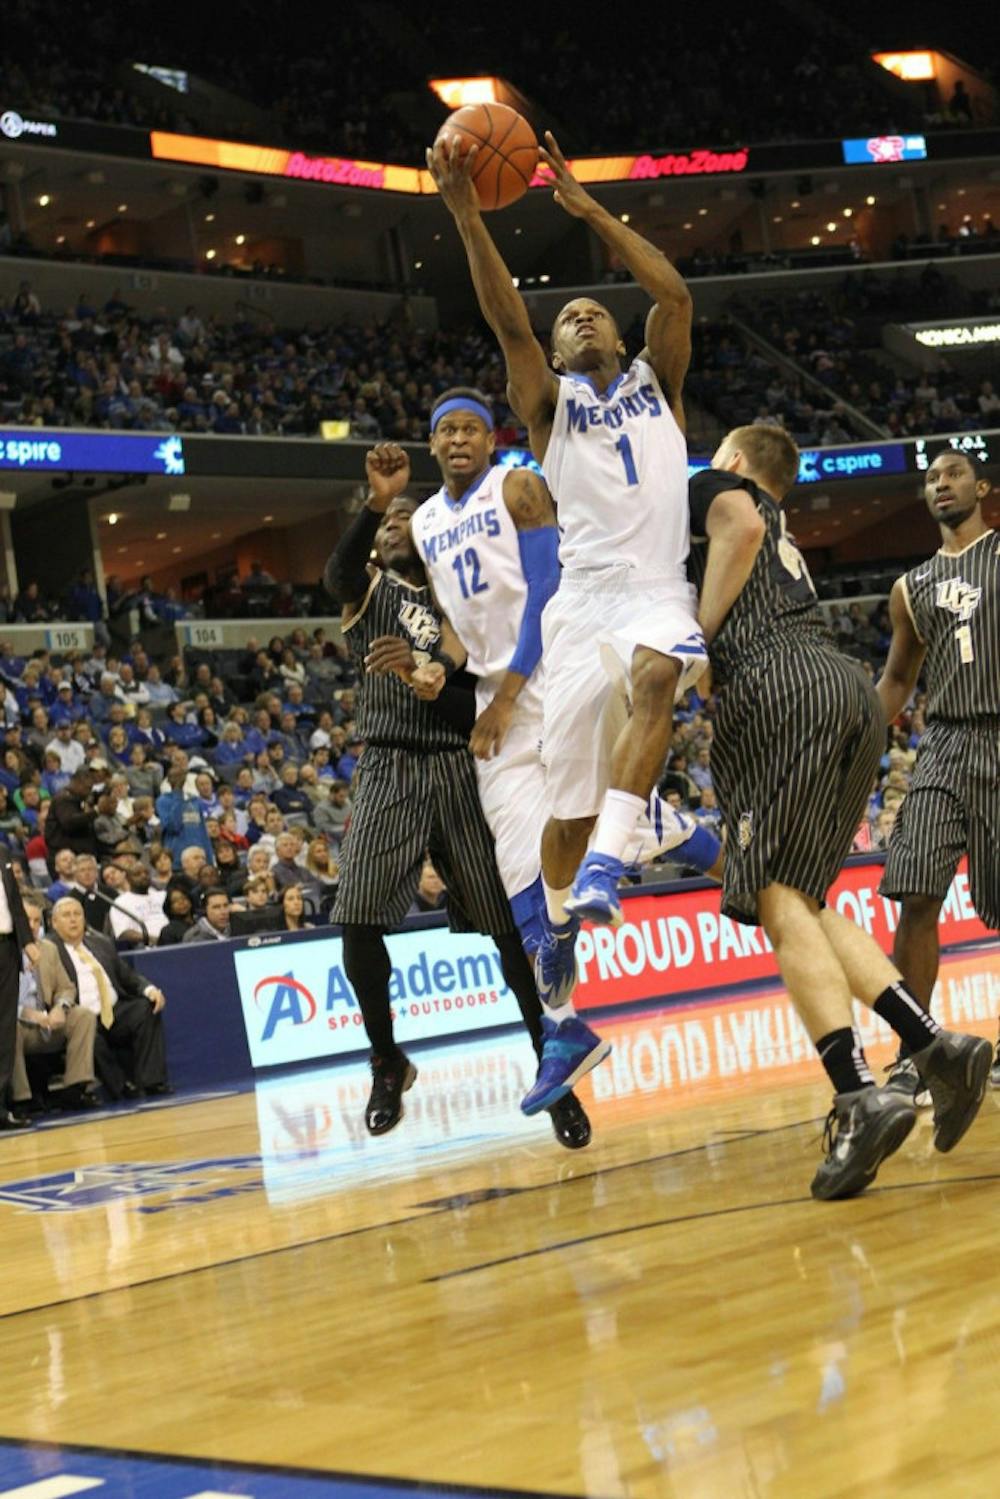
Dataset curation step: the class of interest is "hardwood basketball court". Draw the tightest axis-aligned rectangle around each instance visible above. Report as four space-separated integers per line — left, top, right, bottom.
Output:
2 943 999 1499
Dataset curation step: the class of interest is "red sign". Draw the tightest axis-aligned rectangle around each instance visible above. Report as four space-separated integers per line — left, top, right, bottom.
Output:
628 148 749 180
573 858 990 1013
283 152 387 187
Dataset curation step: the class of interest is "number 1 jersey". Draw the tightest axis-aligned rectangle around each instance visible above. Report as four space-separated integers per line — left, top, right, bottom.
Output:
899 529 1000 724
542 356 690 580
411 466 542 714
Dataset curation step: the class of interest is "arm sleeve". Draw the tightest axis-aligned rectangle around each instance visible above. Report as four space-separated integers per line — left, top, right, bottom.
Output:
507 527 561 678
323 508 381 603
688 468 758 540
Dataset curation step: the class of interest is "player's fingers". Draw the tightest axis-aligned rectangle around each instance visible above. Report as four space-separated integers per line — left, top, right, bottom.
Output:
544 130 567 166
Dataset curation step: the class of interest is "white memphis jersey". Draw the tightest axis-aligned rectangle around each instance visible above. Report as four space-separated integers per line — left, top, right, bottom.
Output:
543 355 690 579
411 466 541 712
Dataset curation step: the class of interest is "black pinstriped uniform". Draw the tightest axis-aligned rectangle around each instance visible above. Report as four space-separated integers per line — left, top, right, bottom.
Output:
689 469 883 926
881 530 1000 927
333 568 515 935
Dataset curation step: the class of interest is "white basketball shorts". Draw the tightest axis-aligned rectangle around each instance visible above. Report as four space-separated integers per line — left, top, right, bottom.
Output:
541 569 708 822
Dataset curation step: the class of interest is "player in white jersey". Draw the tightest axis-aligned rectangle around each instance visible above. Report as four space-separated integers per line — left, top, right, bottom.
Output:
410 383 720 946
430 134 719 1112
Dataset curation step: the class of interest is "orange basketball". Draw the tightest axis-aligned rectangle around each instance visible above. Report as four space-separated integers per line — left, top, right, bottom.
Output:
435 102 538 211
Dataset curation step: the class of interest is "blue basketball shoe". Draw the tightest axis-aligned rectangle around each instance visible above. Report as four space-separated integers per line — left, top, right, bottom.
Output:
565 852 626 928
534 912 580 1012
521 1014 612 1115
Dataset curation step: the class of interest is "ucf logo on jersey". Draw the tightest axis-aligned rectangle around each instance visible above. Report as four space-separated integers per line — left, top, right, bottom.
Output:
935 577 982 622
397 600 440 652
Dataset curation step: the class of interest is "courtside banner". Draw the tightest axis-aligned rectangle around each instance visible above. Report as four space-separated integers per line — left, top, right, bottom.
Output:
572 858 988 1012
234 926 522 1068
232 858 988 1070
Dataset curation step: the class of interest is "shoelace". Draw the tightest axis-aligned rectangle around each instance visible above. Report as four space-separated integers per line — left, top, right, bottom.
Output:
820 1107 839 1155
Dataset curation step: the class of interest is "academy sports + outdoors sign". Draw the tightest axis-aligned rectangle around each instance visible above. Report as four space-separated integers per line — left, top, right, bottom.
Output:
234 859 989 1070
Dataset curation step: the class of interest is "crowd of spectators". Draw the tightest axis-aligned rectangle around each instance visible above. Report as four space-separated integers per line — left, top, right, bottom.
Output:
4 211 999 448
0 584 926 934
0 623 371 959
7 2 990 166
736 266 1000 441
0 283 514 443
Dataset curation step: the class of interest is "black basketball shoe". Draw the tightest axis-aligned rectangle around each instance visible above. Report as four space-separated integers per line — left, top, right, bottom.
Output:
548 1091 592 1149
911 1031 993 1153
365 1052 418 1136
811 1086 916 1201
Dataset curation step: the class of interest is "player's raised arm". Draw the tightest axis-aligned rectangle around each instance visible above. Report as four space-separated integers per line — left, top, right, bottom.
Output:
539 132 693 420
877 578 927 725
428 137 558 456
324 443 411 618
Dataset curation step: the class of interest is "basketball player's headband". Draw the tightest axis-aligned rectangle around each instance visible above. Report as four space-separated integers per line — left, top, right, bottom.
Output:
430 397 493 432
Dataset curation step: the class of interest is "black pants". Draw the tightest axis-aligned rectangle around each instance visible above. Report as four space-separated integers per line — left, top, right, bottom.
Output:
94 997 168 1097
0 936 19 1108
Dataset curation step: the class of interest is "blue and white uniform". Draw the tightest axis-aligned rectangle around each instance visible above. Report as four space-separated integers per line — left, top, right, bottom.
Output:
413 459 702 929
541 355 708 820
412 467 547 910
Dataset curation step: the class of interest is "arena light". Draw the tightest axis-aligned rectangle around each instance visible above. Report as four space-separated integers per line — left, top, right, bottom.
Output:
873 51 935 82
429 77 501 108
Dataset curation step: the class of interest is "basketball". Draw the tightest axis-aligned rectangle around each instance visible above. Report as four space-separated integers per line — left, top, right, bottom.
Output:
434 102 539 211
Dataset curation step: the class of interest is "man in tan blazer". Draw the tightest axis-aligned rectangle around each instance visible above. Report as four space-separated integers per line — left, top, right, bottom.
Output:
12 897 100 1112
40 898 170 1099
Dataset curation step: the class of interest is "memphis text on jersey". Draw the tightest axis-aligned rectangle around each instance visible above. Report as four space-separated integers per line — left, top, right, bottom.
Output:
418 506 501 565
566 383 663 432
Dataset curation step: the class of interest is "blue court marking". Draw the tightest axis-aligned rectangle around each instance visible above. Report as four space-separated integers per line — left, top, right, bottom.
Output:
0 1439 568 1499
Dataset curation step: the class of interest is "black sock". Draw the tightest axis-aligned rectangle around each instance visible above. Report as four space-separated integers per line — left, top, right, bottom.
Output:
342 924 399 1061
873 982 940 1055
816 1027 875 1096
495 931 544 1060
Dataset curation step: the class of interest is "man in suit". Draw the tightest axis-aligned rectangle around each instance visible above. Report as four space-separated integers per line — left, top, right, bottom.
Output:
0 844 40 1127
40 898 171 1099
11 897 100 1112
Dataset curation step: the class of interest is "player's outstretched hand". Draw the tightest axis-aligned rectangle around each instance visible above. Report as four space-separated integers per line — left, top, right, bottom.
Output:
426 134 481 222
365 443 411 512
411 663 446 700
470 697 514 760
365 634 417 682
537 132 595 219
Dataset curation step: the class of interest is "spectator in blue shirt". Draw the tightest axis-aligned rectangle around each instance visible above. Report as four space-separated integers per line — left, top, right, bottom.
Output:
163 702 207 751
41 749 71 798
214 721 249 767
156 765 215 868
49 682 85 726
273 763 313 824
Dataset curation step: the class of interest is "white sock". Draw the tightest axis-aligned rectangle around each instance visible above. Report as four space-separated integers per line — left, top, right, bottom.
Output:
591 789 647 863
544 881 572 925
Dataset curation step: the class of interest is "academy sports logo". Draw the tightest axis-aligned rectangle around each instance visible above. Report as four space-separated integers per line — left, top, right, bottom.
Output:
936 577 982 622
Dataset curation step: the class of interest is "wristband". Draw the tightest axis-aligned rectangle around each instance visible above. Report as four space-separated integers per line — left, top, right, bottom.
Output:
428 648 458 679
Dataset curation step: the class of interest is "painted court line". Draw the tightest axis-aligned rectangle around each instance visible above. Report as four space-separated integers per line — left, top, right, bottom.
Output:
0 1479 105 1498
